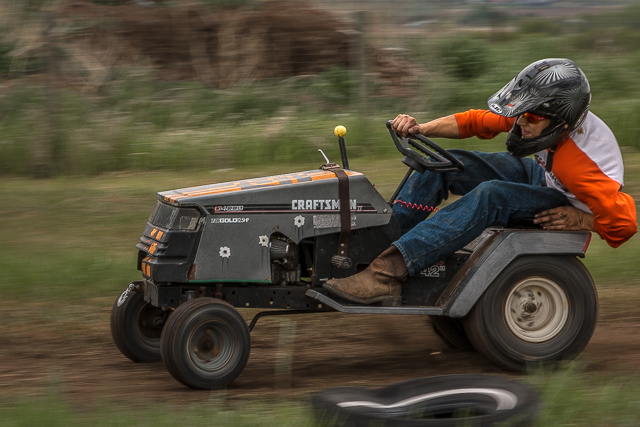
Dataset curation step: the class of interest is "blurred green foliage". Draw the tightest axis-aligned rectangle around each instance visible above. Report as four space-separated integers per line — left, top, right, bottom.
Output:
0 5 640 176
90 0 128 4
87 0 260 5
1 363 640 426
200 0 260 6
528 365 640 426
435 37 489 80
307 66 356 103
0 43 13 77
0 393 315 426
460 4 508 29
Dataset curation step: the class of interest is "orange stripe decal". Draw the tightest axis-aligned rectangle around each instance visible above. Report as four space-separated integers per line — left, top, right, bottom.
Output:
163 170 362 202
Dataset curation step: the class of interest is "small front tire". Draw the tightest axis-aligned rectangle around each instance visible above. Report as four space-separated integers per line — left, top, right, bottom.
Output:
110 282 166 363
160 298 251 390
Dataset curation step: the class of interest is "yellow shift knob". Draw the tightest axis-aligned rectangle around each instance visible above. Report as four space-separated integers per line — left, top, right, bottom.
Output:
334 125 347 138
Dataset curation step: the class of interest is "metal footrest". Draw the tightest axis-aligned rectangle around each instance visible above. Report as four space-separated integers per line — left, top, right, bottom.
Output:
305 289 445 315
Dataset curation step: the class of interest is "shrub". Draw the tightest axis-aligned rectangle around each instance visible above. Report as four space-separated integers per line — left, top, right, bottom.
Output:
0 43 14 77
436 37 489 80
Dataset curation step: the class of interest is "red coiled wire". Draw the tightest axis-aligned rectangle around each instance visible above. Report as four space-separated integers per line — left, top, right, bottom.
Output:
392 199 439 212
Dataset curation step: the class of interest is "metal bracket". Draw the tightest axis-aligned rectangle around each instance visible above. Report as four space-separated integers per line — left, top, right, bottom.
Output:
248 310 314 332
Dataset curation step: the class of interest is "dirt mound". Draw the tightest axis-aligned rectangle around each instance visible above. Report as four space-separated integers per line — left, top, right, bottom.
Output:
47 0 417 91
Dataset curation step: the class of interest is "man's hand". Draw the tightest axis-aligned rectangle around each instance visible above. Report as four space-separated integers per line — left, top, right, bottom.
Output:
534 206 595 231
390 114 421 137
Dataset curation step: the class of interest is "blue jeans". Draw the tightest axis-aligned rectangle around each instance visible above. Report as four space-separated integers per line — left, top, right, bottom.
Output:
392 150 570 276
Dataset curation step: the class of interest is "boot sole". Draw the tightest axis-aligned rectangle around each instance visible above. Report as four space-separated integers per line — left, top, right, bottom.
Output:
322 284 401 307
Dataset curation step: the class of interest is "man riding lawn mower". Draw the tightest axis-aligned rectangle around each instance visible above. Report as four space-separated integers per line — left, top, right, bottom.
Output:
324 58 637 306
112 58 637 389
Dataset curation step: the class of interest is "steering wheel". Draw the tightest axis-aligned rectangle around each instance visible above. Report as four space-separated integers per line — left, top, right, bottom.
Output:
386 120 465 174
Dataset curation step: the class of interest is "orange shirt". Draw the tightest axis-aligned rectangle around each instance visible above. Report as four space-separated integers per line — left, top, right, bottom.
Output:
454 109 637 248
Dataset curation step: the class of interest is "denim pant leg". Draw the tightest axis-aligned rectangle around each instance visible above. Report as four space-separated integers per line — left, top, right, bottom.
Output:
392 150 546 234
391 150 570 276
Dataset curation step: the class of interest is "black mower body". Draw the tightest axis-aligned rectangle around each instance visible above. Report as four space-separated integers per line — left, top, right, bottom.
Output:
136 167 591 318
113 125 598 387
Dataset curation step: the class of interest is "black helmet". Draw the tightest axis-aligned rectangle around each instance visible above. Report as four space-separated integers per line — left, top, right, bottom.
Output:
487 58 591 157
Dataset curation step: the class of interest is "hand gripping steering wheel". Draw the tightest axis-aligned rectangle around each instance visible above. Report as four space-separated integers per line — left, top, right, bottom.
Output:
386 120 465 174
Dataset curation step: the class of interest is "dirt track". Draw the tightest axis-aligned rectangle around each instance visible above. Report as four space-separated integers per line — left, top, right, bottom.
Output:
1 285 639 406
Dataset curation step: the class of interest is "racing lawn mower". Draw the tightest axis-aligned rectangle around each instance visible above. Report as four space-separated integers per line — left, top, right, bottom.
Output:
111 122 598 389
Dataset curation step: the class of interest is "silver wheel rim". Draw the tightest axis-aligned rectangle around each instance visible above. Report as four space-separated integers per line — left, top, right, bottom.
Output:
505 277 569 343
188 320 235 372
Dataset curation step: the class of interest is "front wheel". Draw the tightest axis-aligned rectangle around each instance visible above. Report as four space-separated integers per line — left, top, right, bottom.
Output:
160 298 251 390
110 282 167 363
464 256 598 372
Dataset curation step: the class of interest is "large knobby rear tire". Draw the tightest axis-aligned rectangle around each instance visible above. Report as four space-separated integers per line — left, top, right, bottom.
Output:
160 297 251 390
464 256 598 372
110 282 166 363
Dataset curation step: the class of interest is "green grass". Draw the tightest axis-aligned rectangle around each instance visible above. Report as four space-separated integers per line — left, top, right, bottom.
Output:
1 3 639 425
530 365 640 426
0 394 314 426
2 5 640 176
1 366 640 426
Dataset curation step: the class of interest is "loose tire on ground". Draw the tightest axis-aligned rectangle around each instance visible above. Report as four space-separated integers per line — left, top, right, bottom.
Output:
311 374 540 426
464 255 598 372
160 297 250 390
429 316 474 351
110 282 166 363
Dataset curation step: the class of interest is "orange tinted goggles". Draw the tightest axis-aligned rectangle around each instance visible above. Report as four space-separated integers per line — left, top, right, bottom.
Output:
522 112 550 124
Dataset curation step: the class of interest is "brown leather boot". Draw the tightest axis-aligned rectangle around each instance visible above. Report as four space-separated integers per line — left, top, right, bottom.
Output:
323 246 409 307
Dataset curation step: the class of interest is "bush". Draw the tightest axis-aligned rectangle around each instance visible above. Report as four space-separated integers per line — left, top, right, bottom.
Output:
307 66 355 103
0 43 14 77
517 17 564 36
436 37 489 80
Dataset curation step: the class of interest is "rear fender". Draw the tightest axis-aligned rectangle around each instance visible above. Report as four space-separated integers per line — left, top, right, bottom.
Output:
438 229 592 318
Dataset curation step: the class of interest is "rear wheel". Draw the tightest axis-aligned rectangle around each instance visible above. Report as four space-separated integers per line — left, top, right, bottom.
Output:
464 256 598 371
110 282 166 362
160 298 251 390
429 316 473 350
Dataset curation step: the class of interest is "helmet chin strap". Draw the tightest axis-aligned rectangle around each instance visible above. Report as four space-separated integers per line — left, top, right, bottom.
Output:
544 122 571 172
545 146 556 172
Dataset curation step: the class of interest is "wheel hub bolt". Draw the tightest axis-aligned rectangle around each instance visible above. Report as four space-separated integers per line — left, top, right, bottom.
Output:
154 318 165 328
524 302 537 313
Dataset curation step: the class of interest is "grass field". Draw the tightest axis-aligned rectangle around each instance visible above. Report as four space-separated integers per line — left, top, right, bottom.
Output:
3 368 640 426
1 2 640 425
1 152 639 425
